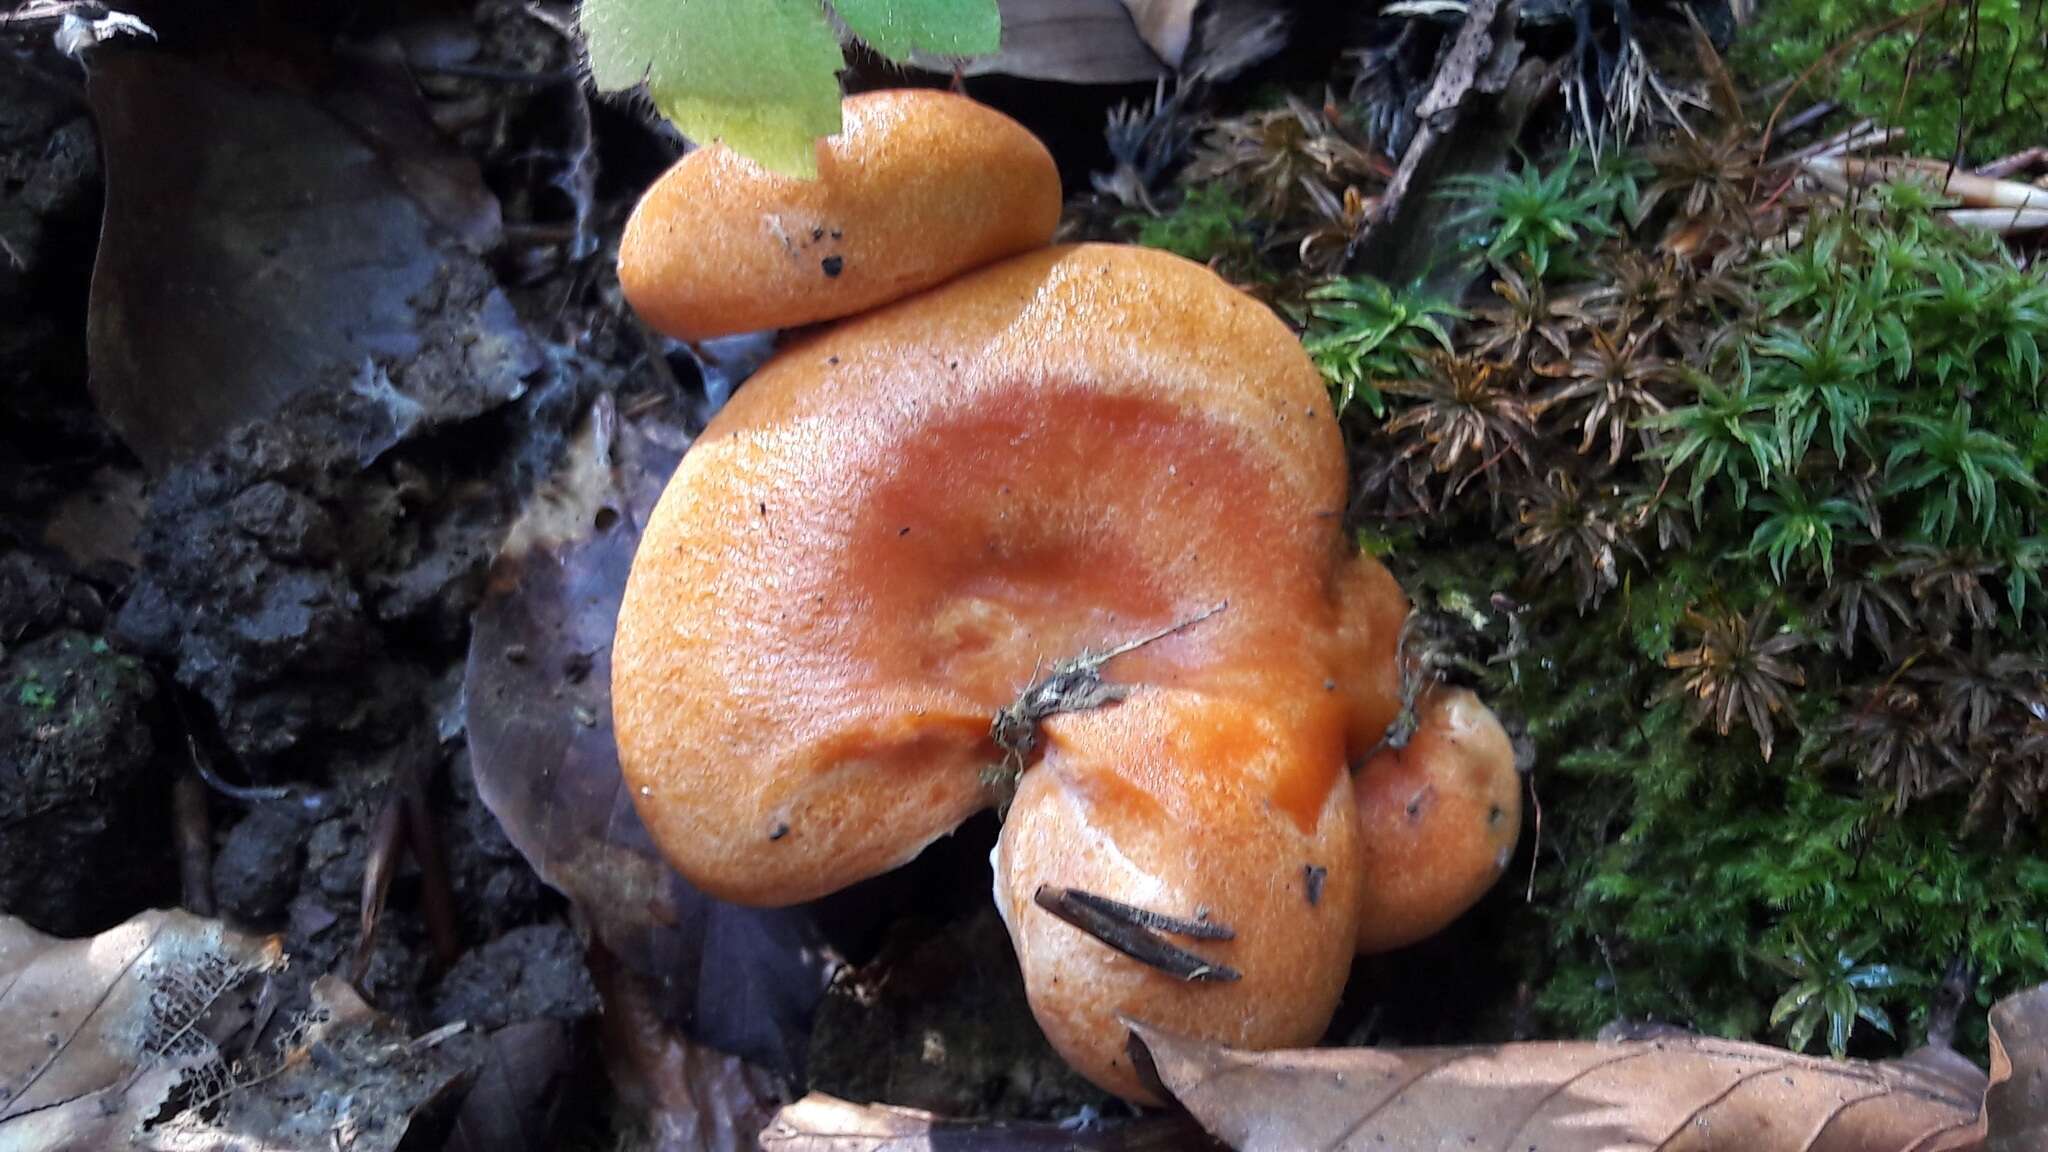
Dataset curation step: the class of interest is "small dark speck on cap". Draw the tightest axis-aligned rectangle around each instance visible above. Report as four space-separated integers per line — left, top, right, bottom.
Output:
827 355 839 365
769 822 789 841
1304 864 1327 905
821 255 845 278
899 526 911 536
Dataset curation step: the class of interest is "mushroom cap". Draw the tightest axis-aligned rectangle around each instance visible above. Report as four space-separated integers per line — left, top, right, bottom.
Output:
1351 686 1522 954
994 688 1361 1102
618 89 1061 342
611 242 1352 907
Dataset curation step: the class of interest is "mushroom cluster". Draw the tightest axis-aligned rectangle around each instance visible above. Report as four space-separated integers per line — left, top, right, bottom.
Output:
612 90 1521 1102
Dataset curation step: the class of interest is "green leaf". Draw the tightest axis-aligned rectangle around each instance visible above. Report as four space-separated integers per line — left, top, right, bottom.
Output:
582 0 848 176
1786 1005 1819 1054
1856 1001 1895 1037
833 0 1000 60
1770 981 1820 1027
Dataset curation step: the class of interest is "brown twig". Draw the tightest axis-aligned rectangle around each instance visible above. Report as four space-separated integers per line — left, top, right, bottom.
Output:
1775 102 1840 139
172 770 215 916
986 603 1228 798
352 744 461 985
394 747 462 971
1033 886 1240 983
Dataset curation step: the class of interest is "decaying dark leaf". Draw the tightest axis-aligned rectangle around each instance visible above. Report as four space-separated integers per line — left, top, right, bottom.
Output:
759 1093 1216 1151
1127 1019 1989 1151
86 48 536 471
463 396 843 1077
443 1019 579 1152
599 949 785 1152
1355 0 1546 294
924 0 1289 83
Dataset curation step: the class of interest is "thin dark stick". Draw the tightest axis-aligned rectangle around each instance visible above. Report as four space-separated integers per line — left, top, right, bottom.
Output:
1062 888 1235 940
1775 101 1839 139
1033 886 1240 983
172 694 303 805
394 748 461 971
172 771 215 916
1087 601 1229 665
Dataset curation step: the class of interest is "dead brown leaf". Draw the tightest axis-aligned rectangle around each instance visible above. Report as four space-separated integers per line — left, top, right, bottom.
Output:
759 1093 1217 1151
927 0 1287 82
0 909 283 1135
1128 1020 1988 1152
936 0 1166 83
180 974 474 1152
1986 984 2048 1151
0 912 473 1152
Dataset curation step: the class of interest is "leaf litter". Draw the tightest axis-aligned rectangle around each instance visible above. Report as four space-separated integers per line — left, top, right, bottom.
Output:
0 909 472 1152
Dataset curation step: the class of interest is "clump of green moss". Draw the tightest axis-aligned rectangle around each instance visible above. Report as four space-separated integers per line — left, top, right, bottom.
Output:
1372 147 2048 1059
1738 0 2048 161
1104 32 2047 1060
1123 184 1265 280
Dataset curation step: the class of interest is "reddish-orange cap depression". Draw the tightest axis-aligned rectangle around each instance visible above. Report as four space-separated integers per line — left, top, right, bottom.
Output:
611 242 1353 908
618 89 1061 342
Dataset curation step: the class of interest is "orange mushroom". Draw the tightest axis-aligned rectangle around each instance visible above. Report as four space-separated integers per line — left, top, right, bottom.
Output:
619 89 1060 342
609 90 1519 1102
1351 686 1523 954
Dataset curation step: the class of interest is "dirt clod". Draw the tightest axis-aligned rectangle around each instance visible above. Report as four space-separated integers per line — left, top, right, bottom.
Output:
0 629 172 935
430 921 599 1031
214 802 312 926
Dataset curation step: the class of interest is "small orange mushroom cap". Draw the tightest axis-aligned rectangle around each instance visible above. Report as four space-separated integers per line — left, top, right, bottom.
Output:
1351 686 1522 954
619 89 1060 341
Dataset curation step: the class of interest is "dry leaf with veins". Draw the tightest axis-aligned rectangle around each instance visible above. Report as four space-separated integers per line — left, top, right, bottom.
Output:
1127 1021 1995 1152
